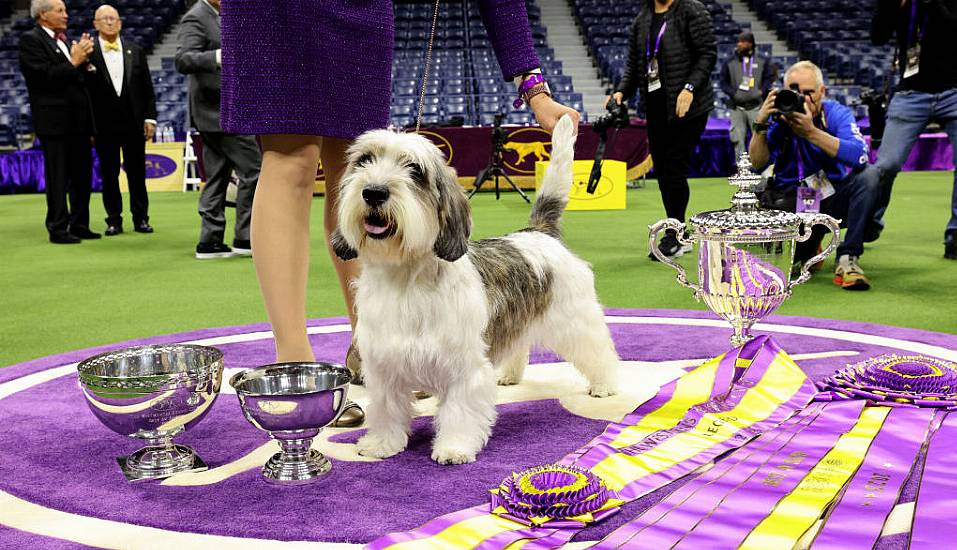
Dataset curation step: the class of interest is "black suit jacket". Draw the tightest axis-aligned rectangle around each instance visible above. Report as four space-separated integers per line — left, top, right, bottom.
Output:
87 37 157 136
18 26 94 136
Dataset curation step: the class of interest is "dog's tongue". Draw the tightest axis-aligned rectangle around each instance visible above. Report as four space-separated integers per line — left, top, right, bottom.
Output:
364 222 389 235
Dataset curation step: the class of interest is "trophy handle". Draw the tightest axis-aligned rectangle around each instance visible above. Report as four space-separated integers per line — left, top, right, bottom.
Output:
790 213 842 289
649 219 700 294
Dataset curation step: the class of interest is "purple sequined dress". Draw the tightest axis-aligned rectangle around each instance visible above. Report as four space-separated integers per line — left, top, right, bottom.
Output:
220 0 541 139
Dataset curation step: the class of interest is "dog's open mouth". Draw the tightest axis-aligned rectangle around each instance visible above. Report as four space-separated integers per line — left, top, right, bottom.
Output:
364 212 395 240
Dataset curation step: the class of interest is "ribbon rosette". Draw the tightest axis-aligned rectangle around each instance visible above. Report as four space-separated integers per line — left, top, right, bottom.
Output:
820 354 957 408
489 464 623 528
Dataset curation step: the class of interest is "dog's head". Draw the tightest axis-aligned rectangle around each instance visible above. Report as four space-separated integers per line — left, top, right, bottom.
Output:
331 130 471 265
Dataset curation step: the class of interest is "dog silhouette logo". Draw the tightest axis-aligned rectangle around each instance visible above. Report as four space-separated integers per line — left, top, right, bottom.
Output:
139 154 177 179
503 127 552 174
416 131 454 165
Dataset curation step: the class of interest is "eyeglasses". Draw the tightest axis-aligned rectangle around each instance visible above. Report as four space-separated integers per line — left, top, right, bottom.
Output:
95 16 120 22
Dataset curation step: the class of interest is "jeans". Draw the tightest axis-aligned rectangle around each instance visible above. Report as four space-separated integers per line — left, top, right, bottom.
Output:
760 170 877 260
870 88 957 241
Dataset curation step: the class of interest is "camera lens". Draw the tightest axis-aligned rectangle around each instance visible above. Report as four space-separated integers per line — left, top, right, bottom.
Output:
774 89 804 114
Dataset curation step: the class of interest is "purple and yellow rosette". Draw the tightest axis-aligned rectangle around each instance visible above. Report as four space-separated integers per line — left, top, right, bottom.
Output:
820 354 957 408
489 464 623 528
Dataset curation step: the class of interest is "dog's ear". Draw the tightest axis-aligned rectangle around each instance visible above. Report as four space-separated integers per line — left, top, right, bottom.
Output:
329 228 358 261
433 165 471 262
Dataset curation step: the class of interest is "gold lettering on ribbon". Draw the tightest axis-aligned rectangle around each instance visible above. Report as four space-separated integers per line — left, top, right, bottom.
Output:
761 451 808 487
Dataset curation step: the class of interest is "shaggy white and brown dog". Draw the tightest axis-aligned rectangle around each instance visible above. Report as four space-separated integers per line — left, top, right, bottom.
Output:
331 115 618 465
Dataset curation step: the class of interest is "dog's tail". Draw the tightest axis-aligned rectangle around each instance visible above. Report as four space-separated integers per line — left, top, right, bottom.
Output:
528 114 577 239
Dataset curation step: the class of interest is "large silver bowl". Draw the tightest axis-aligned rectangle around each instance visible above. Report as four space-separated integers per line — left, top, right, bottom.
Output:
77 344 224 482
231 362 351 484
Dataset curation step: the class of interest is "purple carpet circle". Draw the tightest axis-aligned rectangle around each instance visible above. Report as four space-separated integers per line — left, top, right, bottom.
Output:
2 309 957 549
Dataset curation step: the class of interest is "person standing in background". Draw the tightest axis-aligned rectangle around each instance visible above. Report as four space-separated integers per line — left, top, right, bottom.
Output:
176 0 260 259
868 0 957 259
607 0 717 260
18 0 98 244
88 4 157 236
720 31 774 161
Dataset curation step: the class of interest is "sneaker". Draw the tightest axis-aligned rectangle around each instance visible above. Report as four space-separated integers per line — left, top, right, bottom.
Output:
945 237 956 260
232 239 252 256
833 254 871 290
195 242 233 259
649 231 692 261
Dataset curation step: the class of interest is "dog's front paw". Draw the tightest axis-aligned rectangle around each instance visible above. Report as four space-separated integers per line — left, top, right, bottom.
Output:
357 432 407 459
431 445 477 465
588 383 617 398
497 374 520 386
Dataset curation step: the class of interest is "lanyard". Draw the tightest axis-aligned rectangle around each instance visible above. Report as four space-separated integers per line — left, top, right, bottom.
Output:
647 20 667 61
793 137 806 182
908 0 928 46
742 55 754 78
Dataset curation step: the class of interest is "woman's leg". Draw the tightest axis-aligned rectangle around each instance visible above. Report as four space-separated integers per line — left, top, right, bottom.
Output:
319 137 360 329
252 134 323 362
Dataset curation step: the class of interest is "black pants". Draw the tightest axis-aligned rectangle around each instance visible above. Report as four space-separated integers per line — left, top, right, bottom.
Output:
39 134 93 235
646 110 709 224
96 132 149 227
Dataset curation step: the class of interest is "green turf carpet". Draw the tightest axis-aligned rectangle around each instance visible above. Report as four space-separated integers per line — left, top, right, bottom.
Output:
1 172 955 367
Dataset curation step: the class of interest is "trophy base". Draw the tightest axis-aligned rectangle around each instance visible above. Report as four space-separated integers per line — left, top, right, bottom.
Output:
262 449 331 485
118 444 208 482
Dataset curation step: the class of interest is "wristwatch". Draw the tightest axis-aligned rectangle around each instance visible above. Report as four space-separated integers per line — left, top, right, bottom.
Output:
683 83 695 93
752 121 769 134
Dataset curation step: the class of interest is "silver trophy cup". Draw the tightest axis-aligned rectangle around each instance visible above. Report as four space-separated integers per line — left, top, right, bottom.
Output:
77 344 224 482
231 362 352 484
649 154 841 347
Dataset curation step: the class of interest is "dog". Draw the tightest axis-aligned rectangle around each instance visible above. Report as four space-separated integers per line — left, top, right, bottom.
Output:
330 115 619 465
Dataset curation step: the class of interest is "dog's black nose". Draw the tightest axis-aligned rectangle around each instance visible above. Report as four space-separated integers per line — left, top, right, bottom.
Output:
362 186 390 207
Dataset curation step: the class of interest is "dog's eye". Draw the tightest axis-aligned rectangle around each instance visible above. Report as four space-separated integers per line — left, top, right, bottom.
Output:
408 163 427 186
355 153 375 167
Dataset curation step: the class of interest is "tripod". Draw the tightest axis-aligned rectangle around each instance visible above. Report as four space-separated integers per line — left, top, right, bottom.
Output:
468 117 530 203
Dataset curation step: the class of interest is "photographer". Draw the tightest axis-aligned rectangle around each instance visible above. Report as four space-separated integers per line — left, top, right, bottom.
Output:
720 31 775 160
868 0 957 260
750 61 875 291
606 0 717 259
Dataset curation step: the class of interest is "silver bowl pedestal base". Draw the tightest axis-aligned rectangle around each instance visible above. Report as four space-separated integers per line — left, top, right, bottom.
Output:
117 441 208 482
262 437 331 484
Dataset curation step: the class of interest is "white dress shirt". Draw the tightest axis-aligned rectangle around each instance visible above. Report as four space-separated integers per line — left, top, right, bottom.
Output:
41 26 70 59
98 36 124 95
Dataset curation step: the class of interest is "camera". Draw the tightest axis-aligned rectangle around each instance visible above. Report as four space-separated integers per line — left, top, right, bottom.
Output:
774 88 806 114
592 100 629 135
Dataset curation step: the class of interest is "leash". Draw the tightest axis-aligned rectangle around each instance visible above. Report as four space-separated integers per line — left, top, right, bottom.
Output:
414 0 441 133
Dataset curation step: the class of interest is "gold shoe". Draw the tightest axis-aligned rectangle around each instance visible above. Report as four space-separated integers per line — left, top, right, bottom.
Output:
346 342 363 386
332 400 365 428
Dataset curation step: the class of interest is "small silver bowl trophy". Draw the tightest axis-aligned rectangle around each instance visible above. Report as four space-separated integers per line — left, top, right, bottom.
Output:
231 362 352 484
77 345 224 482
650 154 841 347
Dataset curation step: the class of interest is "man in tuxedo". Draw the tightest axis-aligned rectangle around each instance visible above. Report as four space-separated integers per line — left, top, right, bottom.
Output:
87 4 157 236
176 0 260 259
18 0 99 244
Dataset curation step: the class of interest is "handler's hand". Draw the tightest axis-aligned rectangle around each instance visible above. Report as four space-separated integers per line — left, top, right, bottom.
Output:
530 94 580 134
676 89 693 118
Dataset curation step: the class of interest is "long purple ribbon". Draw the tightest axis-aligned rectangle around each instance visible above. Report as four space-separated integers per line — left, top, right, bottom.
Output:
364 505 488 550
592 402 828 549
668 400 866 549
909 412 957 548
614 339 817 501
567 339 741 471
811 407 935 550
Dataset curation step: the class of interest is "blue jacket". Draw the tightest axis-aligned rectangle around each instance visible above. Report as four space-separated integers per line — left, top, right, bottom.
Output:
766 99 869 188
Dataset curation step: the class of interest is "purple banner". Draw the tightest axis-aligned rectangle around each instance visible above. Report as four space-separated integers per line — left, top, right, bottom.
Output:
910 412 957 548
812 407 936 550
593 403 828 549
669 401 867 549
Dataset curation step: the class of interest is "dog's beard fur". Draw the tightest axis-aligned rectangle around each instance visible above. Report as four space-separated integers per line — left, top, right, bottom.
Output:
333 117 618 465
